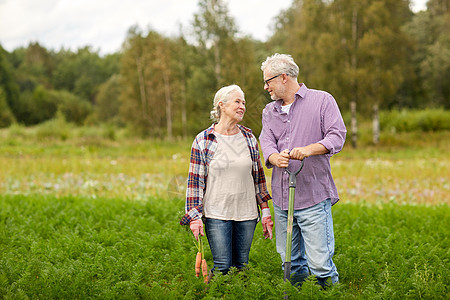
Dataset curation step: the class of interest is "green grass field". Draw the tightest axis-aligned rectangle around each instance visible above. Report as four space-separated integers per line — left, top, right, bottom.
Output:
0 127 449 299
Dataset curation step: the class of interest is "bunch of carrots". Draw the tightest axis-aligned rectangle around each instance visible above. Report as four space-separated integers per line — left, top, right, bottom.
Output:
194 236 209 283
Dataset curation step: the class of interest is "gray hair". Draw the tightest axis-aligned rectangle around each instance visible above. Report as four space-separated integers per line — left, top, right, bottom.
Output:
261 53 299 78
210 84 244 121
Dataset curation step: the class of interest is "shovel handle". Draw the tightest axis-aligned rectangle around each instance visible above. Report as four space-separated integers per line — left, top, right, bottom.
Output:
286 159 304 188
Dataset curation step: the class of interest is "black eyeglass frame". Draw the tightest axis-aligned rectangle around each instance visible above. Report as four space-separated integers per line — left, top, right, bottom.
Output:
264 73 283 86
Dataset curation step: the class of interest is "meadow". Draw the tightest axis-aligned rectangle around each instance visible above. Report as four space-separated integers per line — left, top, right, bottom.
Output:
0 125 449 299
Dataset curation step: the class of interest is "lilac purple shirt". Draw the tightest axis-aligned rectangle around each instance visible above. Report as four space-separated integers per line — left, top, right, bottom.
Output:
259 83 347 210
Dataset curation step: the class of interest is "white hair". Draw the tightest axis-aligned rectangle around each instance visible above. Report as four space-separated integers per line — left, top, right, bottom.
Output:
210 85 244 121
261 53 299 78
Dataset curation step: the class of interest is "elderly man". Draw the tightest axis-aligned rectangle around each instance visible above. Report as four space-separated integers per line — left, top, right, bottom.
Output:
259 53 346 288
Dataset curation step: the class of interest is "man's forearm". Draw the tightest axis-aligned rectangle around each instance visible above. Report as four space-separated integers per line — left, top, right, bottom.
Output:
286 143 330 161
305 143 329 156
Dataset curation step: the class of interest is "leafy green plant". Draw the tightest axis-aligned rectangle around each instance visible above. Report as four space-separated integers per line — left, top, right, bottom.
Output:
0 195 448 299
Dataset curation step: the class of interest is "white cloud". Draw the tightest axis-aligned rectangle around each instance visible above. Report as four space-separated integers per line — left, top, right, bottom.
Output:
1 0 202 54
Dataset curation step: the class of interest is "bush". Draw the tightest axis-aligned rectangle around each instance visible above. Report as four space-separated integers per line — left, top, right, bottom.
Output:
8 86 59 126
0 88 15 127
72 125 117 143
35 112 73 140
49 90 93 125
380 109 450 132
31 85 59 123
7 123 27 139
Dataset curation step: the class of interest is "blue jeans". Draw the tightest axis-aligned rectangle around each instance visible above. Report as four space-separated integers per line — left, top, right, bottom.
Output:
274 199 339 285
204 218 257 274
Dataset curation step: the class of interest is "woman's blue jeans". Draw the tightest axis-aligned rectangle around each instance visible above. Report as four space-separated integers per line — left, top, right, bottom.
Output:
204 218 257 274
274 199 339 285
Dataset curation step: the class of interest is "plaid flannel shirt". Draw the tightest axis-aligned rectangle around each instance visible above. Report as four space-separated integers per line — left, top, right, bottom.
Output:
180 124 271 225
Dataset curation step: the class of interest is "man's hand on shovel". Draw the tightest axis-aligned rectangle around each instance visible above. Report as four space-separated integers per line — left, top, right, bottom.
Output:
269 149 290 168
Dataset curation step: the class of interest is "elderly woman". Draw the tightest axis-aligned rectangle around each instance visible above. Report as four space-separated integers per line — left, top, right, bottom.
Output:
180 84 273 276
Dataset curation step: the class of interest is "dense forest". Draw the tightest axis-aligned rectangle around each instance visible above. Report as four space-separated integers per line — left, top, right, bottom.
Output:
0 0 448 143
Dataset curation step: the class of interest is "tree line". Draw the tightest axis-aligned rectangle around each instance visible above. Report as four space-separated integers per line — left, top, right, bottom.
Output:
0 0 448 145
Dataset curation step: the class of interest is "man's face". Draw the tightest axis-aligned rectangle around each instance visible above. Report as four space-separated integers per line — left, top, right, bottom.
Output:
263 71 284 101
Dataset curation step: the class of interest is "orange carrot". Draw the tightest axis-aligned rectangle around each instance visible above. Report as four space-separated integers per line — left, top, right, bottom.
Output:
195 252 202 277
202 259 208 283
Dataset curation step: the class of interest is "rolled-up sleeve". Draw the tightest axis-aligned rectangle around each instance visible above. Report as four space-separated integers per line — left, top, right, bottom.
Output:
180 138 206 225
318 94 347 156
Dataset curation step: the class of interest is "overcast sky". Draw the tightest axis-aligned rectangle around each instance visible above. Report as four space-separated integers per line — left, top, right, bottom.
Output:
0 0 428 55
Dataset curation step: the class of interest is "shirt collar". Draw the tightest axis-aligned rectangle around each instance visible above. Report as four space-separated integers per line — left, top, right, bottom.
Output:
273 83 307 111
296 83 307 98
206 124 215 136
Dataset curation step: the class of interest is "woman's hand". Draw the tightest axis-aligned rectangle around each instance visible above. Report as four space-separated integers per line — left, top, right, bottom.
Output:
190 219 204 240
261 208 273 239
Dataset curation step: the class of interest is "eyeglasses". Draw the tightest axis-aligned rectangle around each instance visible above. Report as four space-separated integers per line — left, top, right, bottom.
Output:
264 74 283 86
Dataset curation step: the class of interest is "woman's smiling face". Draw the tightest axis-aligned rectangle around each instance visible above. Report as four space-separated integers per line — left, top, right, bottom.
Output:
220 91 246 122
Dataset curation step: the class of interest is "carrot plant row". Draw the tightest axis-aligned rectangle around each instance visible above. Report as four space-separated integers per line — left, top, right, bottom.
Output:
0 194 448 299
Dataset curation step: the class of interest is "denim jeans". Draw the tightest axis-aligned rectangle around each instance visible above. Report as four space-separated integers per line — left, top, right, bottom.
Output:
204 218 257 274
274 199 339 284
